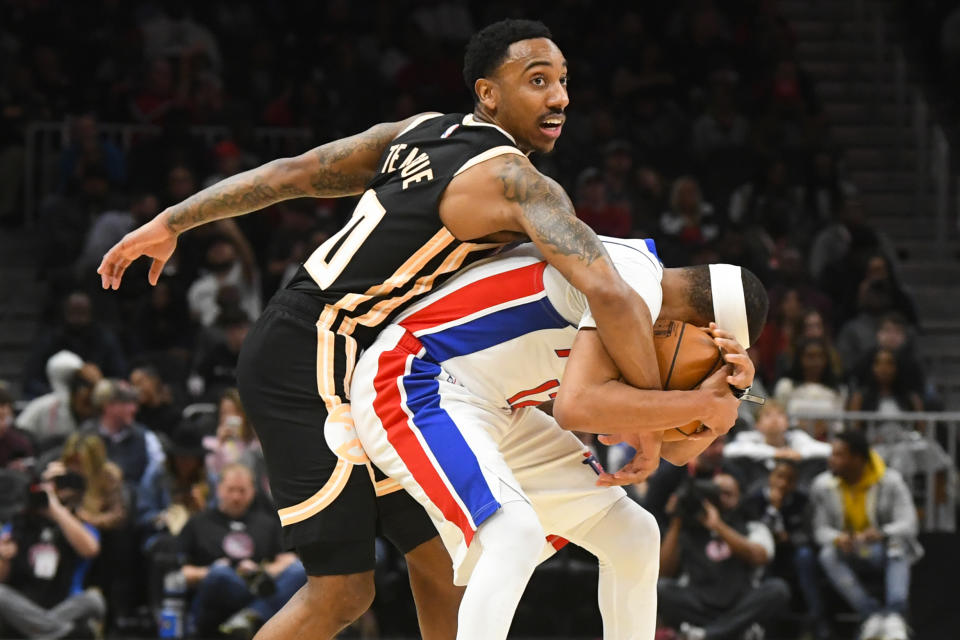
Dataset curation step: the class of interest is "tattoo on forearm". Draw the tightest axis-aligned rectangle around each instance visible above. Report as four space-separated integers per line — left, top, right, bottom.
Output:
496 155 606 265
308 122 396 196
164 121 402 233
165 176 307 233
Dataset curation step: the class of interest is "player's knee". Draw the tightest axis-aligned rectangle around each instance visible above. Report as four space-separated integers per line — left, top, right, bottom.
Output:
628 502 660 548
486 502 546 567
303 573 375 626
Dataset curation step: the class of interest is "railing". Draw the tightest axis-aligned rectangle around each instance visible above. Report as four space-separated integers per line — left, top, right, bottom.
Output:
22 122 314 226
791 410 959 533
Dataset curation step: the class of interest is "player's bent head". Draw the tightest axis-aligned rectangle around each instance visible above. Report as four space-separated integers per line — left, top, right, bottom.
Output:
671 264 769 349
463 19 554 104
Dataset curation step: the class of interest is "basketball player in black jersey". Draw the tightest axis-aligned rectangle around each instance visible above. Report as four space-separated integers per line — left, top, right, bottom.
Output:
99 19 668 640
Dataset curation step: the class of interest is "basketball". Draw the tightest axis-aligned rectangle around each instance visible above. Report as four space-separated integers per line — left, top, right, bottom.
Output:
653 319 725 441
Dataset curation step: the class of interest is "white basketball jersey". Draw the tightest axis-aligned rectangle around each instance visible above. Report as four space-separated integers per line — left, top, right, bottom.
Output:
392 237 664 409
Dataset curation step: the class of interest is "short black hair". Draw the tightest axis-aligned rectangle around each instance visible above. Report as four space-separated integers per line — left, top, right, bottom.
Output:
463 19 553 103
685 265 769 347
0 383 13 407
834 429 870 461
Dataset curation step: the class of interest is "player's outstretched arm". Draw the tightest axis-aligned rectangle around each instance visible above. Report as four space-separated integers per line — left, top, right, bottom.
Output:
441 154 660 391
98 113 433 290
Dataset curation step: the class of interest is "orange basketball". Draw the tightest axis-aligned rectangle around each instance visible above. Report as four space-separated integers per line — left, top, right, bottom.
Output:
653 319 725 441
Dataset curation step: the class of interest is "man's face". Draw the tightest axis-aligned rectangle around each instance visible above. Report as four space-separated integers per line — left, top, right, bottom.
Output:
713 474 739 511
218 469 255 518
103 399 138 426
484 38 568 154
756 407 788 439
828 440 854 478
769 463 796 496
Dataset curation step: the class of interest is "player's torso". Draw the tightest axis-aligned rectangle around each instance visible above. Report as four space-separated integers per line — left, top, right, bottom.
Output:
394 245 576 411
286 113 522 346
393 239 664 411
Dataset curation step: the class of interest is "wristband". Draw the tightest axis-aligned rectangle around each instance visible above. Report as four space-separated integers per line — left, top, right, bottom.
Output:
730 385 766 405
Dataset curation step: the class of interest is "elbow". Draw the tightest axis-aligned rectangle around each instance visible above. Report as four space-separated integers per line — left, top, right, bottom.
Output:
78 539 100 559
552 389 588 431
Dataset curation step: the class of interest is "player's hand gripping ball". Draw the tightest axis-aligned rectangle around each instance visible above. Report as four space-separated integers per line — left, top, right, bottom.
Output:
653 319 725 441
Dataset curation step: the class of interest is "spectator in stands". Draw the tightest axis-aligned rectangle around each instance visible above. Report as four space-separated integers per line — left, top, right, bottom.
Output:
659 176 719 264
658 472 789 640
138 423 213 551
811 430 919 640
742 460 829 640
186 225 261 328
74 191 160 278
774 337 845 440
193 308 251 400
22 292 126 398
130 364 182 437
800 150 856 225
57 432 127 533
644 436 746 529
836 269 912 376
79 378 165 499
203 389 267 497
751 288 805 386
16 352 100 449
0 460 105 639
57 113 125 194
725 400 831 468
848 348 923 417
574 167 632 238
178 463 306 639
0 386 32 470
128 277 196 358
728 157 803 242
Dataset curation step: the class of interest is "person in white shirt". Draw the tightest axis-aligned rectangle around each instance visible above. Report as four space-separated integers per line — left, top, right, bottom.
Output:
351 238 769 640
725 400 832 466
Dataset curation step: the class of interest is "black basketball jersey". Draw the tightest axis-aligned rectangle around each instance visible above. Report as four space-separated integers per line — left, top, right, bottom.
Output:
286 113 523 348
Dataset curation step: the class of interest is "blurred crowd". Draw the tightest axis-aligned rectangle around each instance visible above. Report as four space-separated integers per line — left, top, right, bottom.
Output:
0 1 954 639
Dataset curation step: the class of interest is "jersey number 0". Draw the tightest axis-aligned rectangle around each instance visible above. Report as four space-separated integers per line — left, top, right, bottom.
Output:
304 190 387 290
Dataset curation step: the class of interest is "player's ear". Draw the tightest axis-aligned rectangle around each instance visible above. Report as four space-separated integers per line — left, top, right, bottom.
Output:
475 77 499 111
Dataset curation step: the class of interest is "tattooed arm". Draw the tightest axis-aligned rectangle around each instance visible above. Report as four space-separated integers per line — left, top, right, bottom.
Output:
440 153 662 396
98 114 435 289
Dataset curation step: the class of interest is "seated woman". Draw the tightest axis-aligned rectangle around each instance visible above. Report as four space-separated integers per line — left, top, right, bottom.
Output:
203 388 269 499
773 337 845 440
54 432 127 532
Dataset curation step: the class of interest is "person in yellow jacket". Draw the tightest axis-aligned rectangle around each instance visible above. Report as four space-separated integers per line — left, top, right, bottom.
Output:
810 429 922 640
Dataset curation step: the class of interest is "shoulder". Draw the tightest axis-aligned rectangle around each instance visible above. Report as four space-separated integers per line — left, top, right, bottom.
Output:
810 471 837 492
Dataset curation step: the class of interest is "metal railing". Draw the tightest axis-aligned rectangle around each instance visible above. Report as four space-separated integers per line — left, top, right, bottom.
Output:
791 409 959 533
22 121 314 226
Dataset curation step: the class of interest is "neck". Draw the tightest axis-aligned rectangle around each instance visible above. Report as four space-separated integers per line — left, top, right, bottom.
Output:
659 269 708 325
472 106 531 154
843 465 865 485
765 433 786 447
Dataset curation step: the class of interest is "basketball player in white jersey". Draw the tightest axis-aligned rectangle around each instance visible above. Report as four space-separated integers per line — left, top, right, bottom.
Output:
351 238 768 639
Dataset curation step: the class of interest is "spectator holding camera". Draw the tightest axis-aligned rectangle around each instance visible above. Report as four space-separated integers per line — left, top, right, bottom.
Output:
58 432 127 532
178 463 305 639
811 430 919 640
658 473 789 640
742 460 829 640
0 462 105 639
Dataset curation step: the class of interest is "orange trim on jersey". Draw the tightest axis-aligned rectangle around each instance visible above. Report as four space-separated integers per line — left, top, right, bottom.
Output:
316 307 340 411
338 242 500 338
277 458 353 526
374 478 404 496
343 333 358 401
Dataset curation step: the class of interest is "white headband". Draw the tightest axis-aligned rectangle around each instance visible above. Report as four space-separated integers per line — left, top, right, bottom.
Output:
709 264 751 348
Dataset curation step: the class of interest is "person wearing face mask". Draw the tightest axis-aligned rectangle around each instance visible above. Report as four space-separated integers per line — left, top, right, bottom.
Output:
0 462 106 639
186 231 261 328
22 293 126 399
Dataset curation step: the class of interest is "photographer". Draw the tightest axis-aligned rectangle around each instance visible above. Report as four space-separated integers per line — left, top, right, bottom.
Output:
178 463 305 639
658 473 789 640
0 464 105 638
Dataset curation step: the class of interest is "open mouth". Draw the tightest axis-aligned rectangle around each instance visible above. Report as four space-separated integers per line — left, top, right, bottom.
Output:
538 115 564 139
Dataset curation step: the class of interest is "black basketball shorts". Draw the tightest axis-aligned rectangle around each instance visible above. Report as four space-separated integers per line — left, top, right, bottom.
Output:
237 289 438 575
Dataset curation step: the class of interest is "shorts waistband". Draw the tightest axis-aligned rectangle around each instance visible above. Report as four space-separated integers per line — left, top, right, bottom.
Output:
269 289 331 321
